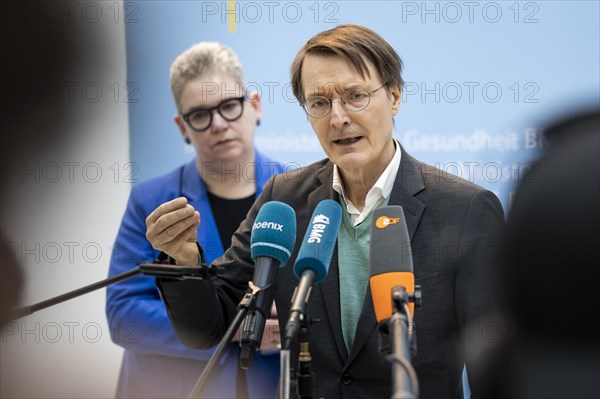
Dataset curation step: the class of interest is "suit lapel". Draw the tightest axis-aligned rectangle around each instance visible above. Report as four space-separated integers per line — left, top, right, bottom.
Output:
307 162 350 361
389 147 426 240
344 146 426 367
344 285 378 368
304 150 427 367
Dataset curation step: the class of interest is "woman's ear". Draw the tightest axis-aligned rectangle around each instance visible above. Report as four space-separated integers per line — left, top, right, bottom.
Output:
174 114 191 144
247 91 263 124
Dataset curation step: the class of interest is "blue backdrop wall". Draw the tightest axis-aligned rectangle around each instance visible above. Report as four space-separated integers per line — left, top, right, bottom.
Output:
124 0 599 212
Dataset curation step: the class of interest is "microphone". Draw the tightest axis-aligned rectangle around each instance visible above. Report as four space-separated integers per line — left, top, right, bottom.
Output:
284 199 342 347
369 205 420 398
239 201 296 369
369 206 415 323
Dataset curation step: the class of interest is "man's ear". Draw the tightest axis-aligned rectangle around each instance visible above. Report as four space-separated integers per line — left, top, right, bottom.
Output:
389 85 401 116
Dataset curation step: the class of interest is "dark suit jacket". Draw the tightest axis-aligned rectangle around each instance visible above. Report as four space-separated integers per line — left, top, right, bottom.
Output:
158 148 505 399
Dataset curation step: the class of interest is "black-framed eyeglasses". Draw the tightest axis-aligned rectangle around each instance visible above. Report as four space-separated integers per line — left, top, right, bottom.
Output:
181 96 246 132
302 83 387 118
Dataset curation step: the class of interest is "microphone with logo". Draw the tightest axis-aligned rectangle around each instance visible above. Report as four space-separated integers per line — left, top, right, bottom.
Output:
280 199 341 399
239 201 297 369
189 201 296 399
370 205 421 399
284 199 342 348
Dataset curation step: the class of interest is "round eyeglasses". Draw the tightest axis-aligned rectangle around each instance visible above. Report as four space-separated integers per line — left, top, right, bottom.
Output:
181 96 246 132
302 83 387 118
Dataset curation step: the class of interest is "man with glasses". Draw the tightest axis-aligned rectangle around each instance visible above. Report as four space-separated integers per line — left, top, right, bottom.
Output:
106 42 284 398
151 25 505 398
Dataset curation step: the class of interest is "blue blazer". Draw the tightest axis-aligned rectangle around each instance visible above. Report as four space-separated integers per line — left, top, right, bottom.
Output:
106 150 286 398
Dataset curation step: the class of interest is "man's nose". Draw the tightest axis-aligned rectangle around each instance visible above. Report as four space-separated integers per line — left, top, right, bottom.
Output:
329 99 350 127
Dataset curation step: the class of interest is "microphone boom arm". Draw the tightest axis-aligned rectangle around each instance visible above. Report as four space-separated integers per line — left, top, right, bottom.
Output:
188 285 260 399
9 262 216 320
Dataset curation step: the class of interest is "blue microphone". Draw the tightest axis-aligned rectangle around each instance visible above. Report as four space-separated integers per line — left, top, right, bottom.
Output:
284 199 342 347
250 201 296 264
240 201 296 368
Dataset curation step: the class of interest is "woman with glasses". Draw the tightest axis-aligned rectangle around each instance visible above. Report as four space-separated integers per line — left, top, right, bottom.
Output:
106 42 285 399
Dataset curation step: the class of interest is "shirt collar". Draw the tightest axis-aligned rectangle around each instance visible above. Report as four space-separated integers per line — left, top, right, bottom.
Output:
332 139 402 225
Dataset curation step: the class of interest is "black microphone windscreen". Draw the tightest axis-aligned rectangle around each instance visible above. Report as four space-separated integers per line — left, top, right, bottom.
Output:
369 206 415 322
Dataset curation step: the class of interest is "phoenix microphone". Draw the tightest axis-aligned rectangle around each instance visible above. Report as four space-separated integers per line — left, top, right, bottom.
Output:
240 201 296 369
284 199 342 347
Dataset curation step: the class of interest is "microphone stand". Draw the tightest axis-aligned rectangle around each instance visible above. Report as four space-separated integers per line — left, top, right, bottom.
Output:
280 289 318 399
7 256 266 399
279 347 291 399
378 285 421 399
187 281 265 399
9 263 216 320
295 316 316 399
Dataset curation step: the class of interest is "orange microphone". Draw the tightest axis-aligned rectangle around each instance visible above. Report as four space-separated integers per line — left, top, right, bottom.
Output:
369 206 415 323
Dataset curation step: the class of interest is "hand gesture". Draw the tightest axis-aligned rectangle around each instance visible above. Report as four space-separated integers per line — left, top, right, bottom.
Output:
146 197 200 265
